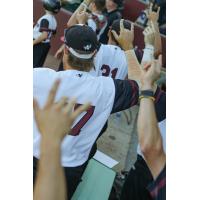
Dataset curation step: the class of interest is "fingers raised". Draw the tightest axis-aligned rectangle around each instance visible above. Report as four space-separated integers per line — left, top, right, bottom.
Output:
55 96 68 110
45 79 61 108
157 6 160 15
120 19 125 33
71 103 91 120
131 22 134 32
111 30 119 41
63 98 77 115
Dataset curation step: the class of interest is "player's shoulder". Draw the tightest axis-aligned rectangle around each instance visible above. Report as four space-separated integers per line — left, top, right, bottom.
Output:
100 44 121 50
95 75 115 89
34 67 55 74
40 14 55 22
33 68 57 79
99 44 124 55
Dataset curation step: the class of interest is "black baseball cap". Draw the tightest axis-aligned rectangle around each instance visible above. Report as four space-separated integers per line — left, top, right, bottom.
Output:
64 25 100 59
111 19 132 35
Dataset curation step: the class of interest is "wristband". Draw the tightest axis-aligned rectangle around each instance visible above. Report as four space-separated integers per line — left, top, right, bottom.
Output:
140 90 154 96
139 95 155 101
139 90 155 101
145 44 154 51
142 45 154 63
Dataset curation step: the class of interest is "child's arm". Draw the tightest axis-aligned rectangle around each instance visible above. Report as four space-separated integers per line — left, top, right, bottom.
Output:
33 32 48 46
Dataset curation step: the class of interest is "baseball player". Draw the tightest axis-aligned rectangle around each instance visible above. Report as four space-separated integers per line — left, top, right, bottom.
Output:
33 0 61 68
33 24 165 198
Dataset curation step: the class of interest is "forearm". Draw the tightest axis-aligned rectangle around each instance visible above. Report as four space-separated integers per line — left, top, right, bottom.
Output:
34 139 67 200
125 50 142 84
33 32 48 45
138 94 160 151
138 84 165 178
152 22 162 57
67 1 90 27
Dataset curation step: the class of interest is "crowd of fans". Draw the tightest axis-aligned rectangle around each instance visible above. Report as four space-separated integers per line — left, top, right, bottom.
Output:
33 0 166 199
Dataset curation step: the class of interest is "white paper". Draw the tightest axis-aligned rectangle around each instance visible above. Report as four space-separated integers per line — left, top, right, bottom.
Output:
93 150 119 168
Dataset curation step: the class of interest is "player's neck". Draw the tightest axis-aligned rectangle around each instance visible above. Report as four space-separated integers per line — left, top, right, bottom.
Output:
63 64 73 71
108 38 117 46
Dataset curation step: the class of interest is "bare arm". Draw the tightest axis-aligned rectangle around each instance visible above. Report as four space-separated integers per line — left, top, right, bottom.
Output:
55 44 65 59
33 32 48 46
125 50 142 83
147 4 162 57
137 56 165 179
111 20 142 82
153 22 162 57
67 0 92 27
34 140 66 200
33 80 90 200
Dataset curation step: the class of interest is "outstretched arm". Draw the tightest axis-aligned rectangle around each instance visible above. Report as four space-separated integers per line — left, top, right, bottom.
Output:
67 0 92 27
111 19 142 82
147 3 162 57
33 80 90 200
137 56 166 179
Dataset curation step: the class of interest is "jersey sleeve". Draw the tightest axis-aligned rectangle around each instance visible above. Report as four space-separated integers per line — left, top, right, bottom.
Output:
39 18 49 32
111 79 139 113
154 87 166 122
112 80 166 122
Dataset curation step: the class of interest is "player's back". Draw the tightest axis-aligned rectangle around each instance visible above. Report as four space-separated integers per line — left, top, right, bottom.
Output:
33 68 116 167
93 44 127 80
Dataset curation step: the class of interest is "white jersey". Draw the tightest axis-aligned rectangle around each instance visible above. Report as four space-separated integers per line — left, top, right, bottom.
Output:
137 119 166 157
33 14 57 43
33 68 116 167
93 44 128 80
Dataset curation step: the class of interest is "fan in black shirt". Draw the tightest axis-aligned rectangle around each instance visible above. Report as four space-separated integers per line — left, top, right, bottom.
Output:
99 0 123 44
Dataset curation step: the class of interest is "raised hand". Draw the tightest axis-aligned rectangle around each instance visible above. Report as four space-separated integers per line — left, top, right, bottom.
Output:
147 3 160 23
143 21 156 46
33 79 91 143
140 55 162 89
76 7 90 24
111 19 134 51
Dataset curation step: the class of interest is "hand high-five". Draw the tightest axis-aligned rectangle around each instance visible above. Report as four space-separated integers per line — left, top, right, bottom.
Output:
111 19 134 51
33 79 91 143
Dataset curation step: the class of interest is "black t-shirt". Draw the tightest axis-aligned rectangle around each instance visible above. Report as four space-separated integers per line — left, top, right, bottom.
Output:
99 9 122 44
147 165 166 200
